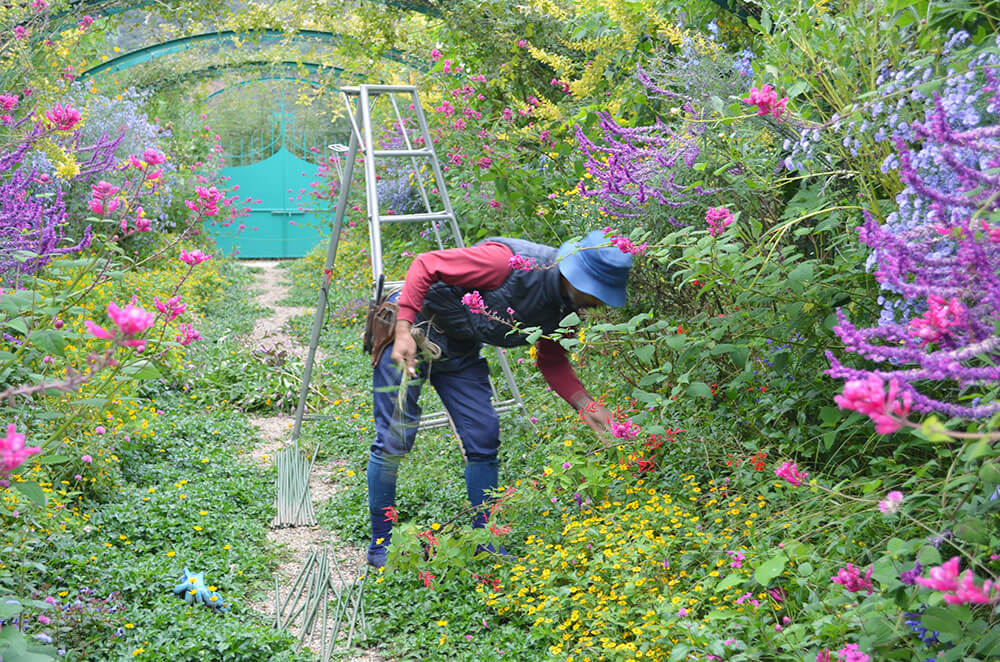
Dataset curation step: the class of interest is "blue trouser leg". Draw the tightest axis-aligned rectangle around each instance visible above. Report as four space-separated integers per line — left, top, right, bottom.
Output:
464 457 498 528
368 340 424 567
367 450 401 559
430 353 500 528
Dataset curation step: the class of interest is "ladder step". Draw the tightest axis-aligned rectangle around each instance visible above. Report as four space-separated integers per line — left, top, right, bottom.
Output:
341 84 417 95
418 400 522 430
378 211 453 224
369 148 433 158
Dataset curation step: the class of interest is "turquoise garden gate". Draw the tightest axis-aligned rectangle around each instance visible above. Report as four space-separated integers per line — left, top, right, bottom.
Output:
207 103 349 259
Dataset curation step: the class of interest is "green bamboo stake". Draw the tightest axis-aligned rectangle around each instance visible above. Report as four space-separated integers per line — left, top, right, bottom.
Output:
279 549 317 630
345 574 366 649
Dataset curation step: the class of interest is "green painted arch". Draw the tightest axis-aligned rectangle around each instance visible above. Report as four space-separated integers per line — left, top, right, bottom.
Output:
77 29 422 80
148 60 347 95
61 0 445 23
204 76 320 101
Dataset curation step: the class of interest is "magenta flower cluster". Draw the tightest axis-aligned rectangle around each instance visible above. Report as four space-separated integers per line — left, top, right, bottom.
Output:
705 207 734 237
916 557 997 605
610 418 641 440
1 425 41 476
817 643 870 662
461 290 487 315
833 375 912 434
742 84 787 119
774 460 807 486
831 563 874 594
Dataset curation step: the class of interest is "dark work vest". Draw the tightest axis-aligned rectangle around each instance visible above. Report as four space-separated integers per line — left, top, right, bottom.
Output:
420 237 575 352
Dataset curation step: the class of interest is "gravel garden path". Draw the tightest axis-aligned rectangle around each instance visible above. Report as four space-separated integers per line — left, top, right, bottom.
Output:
240 260 383 662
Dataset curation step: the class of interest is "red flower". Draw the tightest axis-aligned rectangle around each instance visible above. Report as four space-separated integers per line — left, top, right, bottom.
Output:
418 570 435 589
382 505 398 523
417 529 439 547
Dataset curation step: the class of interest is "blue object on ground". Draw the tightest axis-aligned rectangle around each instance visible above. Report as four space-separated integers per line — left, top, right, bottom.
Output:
172 568 230 612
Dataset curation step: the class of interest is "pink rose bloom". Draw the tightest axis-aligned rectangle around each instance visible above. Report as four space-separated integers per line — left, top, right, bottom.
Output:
107 301 154 337
179 248 211 266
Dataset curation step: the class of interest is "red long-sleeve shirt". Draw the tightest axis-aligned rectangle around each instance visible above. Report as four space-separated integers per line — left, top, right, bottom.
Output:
397 242 589 406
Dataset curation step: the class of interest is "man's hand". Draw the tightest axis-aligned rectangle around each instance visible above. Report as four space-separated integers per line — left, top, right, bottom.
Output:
572 395 613 442
390 320 418 377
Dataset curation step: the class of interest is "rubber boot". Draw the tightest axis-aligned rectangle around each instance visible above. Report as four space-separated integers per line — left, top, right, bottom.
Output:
367 451 402 568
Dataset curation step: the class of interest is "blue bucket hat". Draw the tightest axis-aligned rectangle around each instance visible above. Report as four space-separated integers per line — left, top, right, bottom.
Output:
557 230 633 307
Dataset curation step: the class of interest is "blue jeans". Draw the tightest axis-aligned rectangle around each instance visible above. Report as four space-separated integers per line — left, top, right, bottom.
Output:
367 331 501 558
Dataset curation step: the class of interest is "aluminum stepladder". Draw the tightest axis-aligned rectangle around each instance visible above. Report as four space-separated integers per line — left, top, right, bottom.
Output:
290 83 527 446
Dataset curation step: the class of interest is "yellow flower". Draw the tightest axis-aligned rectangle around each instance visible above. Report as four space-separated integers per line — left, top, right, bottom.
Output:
167 551 175 557
436 619 448 627
132 648 144 656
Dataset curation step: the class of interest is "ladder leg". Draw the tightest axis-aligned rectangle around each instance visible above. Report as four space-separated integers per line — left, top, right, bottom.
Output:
291 111 362 442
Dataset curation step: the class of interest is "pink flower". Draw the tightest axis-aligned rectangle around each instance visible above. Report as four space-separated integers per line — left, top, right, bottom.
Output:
742 84 788 119
705 206 734 236
146 168 162 181
517 39 527 47
677 608 688 617
916 556 962 592
611 418 641 440
142 148 166 165
91 181 120 199
609 235 648 255
107 301 154 337
947 570 997 605
176 323 201 346
834 375 911 434
95 426 105 435
81 455 92 463
78 15 93 29
835 643 870 662
462 290 487 314
728 550 746 568
84 320 114 339
831 563 874 594
817 649 832 662
878 490 904 514
489 199 501 209
774 460 808 486
477 156 492 170
436 101 455 117
154 296 186 321
508 254 536 271
1 425 41 475
908 295 964 347
430 48 442 61
88 200 105 215
917 557 998 604
13 26 28 39
0 94 18 111
179 248 211 266
45 103 81 131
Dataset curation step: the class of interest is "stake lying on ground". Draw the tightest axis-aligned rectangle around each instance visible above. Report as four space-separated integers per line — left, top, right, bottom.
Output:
274 544 369 658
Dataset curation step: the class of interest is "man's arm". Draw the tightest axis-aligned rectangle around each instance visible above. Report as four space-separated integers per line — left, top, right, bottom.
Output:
392 242 513 375
536 338 612 436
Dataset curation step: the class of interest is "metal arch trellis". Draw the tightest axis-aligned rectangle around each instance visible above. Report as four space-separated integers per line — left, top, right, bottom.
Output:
141 60 348 96
75 29 424 80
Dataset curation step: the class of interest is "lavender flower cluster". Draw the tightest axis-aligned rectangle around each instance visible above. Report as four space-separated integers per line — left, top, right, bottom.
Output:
783 31 988 172
576 109 715 219
826 65 1000 420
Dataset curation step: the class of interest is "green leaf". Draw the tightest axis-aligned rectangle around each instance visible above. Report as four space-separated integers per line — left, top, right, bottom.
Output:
34 455 70 465
753 554 787 586
525 329 543 345
4 318 28 335
0 601 22 620
979 460 1000 486
917 545 942 566
920 606 962 636
12 481 45 506
559 312 580 327
686 382 712 399
714 573 744 593
27 330 66 357
819 406 842 426
954 518 989 545
634 345 655 364
119 361 162 380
